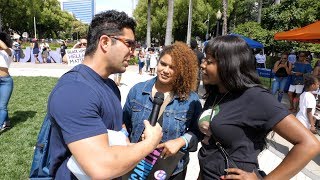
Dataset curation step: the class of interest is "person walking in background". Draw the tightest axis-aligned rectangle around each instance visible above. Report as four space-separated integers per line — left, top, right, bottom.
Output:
198 35 320 180
114 73 122 86
60 40 67 60
296 75 319 134
46 10 162 179
255 49 266 68
288 51 312 113
12 38 21 62
40 39 50 63
32 39 40 63
271 52 292 102
145 47 151 72
288 50 297 64
123 41 202 179
137 49 145 75
190 39 204 93
149 47 158 76
0 32 14 133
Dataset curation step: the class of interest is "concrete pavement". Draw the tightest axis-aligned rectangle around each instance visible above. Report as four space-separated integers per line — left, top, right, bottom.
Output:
9 62 320 179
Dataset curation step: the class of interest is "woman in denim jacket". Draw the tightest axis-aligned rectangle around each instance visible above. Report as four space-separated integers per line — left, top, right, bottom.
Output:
123 42 202 179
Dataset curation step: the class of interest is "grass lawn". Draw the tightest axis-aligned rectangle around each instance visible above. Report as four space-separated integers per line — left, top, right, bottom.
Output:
0 76 58 179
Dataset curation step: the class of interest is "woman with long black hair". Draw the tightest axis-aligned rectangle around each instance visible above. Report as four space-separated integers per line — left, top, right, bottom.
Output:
198 35 320 180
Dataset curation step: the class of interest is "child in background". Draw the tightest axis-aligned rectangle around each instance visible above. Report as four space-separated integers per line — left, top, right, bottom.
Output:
296 75 319 134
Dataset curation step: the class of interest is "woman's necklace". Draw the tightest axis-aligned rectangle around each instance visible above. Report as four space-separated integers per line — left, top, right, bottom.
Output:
209 91 230 119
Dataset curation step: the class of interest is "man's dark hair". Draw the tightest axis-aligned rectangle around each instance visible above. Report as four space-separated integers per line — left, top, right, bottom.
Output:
190 39 198 49
85 10 136 56
204 35 261 93
0 32 13 47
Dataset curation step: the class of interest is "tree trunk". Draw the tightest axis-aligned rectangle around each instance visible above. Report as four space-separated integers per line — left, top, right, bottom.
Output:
165 0 174 46
146 0 151 48
222 0 228 35
186 0 192 45
257 0 262 23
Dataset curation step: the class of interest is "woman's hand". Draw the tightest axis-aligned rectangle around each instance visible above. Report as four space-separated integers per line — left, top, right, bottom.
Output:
199 121 212 137
310 126 317 134
220 168 259 180
157 138 185 159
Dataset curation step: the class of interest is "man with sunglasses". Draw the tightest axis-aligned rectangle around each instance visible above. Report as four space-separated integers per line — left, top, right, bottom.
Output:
46 10 162 179
73 38 88 49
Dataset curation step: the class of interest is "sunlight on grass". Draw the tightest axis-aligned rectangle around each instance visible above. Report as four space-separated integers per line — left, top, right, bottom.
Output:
0 76 58 179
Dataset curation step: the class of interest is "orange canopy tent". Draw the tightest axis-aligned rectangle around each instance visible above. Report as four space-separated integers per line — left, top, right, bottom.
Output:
274 21 320 43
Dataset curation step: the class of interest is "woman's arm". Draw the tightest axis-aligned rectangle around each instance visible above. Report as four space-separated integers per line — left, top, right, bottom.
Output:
0 40 12 56
285 62 292 75
265 114 320 180
272 60 280 73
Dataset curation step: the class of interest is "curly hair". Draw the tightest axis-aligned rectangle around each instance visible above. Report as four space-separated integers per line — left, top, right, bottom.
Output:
159 41 198 100
85 10 136 56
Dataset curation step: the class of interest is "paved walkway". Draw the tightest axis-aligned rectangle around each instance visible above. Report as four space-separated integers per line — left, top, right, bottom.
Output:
9 62 320 179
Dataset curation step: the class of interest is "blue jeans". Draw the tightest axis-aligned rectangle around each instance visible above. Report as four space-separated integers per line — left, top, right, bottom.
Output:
0 75 13 127
14 50 21 62
271 76 288 102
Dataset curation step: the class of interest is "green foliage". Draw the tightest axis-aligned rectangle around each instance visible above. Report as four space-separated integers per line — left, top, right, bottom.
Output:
0 0 88 40
129 56 139 65
134 0 220 44
233 21 269 45
262 0 320 53
0 76 58 179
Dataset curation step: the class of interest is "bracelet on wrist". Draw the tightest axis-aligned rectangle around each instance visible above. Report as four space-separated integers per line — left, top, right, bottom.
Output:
120 128 129 137
181 135 188 150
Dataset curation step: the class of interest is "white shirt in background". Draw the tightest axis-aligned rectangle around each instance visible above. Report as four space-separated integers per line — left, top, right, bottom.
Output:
255 53 266 64
296 91 316 129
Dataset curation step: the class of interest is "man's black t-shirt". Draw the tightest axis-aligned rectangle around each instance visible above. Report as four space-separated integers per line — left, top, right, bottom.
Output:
198 87 290 179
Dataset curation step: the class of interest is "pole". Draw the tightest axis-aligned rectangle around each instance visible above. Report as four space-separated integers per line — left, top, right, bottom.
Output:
0 15 2 32
206 14 209 40
34 16 36 38
186 0 193 45
216 20 219 37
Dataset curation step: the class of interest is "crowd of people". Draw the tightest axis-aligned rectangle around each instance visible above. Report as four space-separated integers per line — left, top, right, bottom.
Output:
1 9 320 180
270 50 320 134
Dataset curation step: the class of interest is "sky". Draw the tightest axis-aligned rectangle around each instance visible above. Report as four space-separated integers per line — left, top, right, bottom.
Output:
95 0 139 17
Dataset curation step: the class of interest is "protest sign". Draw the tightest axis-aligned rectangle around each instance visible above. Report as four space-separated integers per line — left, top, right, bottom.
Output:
66 48 86 66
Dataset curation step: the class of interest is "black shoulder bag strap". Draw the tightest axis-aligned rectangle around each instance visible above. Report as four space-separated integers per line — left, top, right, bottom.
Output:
209 108 265 179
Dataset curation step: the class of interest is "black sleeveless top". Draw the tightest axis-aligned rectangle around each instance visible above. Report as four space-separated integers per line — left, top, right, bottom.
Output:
275 61 289 77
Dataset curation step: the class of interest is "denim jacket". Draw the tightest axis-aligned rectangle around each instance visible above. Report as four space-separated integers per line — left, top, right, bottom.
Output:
123 77 202 175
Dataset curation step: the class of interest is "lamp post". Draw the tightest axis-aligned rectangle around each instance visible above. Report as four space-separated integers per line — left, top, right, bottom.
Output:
205 14 209 40
216 9 222 37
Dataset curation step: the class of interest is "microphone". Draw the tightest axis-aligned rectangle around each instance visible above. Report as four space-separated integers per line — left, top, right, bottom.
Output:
149 92 164 126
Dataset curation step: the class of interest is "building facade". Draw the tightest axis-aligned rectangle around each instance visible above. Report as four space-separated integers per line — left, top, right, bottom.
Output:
60 0 96 24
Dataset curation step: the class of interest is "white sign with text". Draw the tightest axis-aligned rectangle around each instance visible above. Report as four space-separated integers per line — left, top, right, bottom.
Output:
66 48 86 66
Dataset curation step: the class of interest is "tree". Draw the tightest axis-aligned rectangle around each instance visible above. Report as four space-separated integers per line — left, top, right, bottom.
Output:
134 0 216 45
165 0 174 45
222 0 228 35
146 0 151 47
257 0 262 23
0 0 82 39
186 0 193 45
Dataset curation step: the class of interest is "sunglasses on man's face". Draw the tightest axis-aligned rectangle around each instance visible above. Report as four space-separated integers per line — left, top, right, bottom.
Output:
79 42 87 46
110 36 136 51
